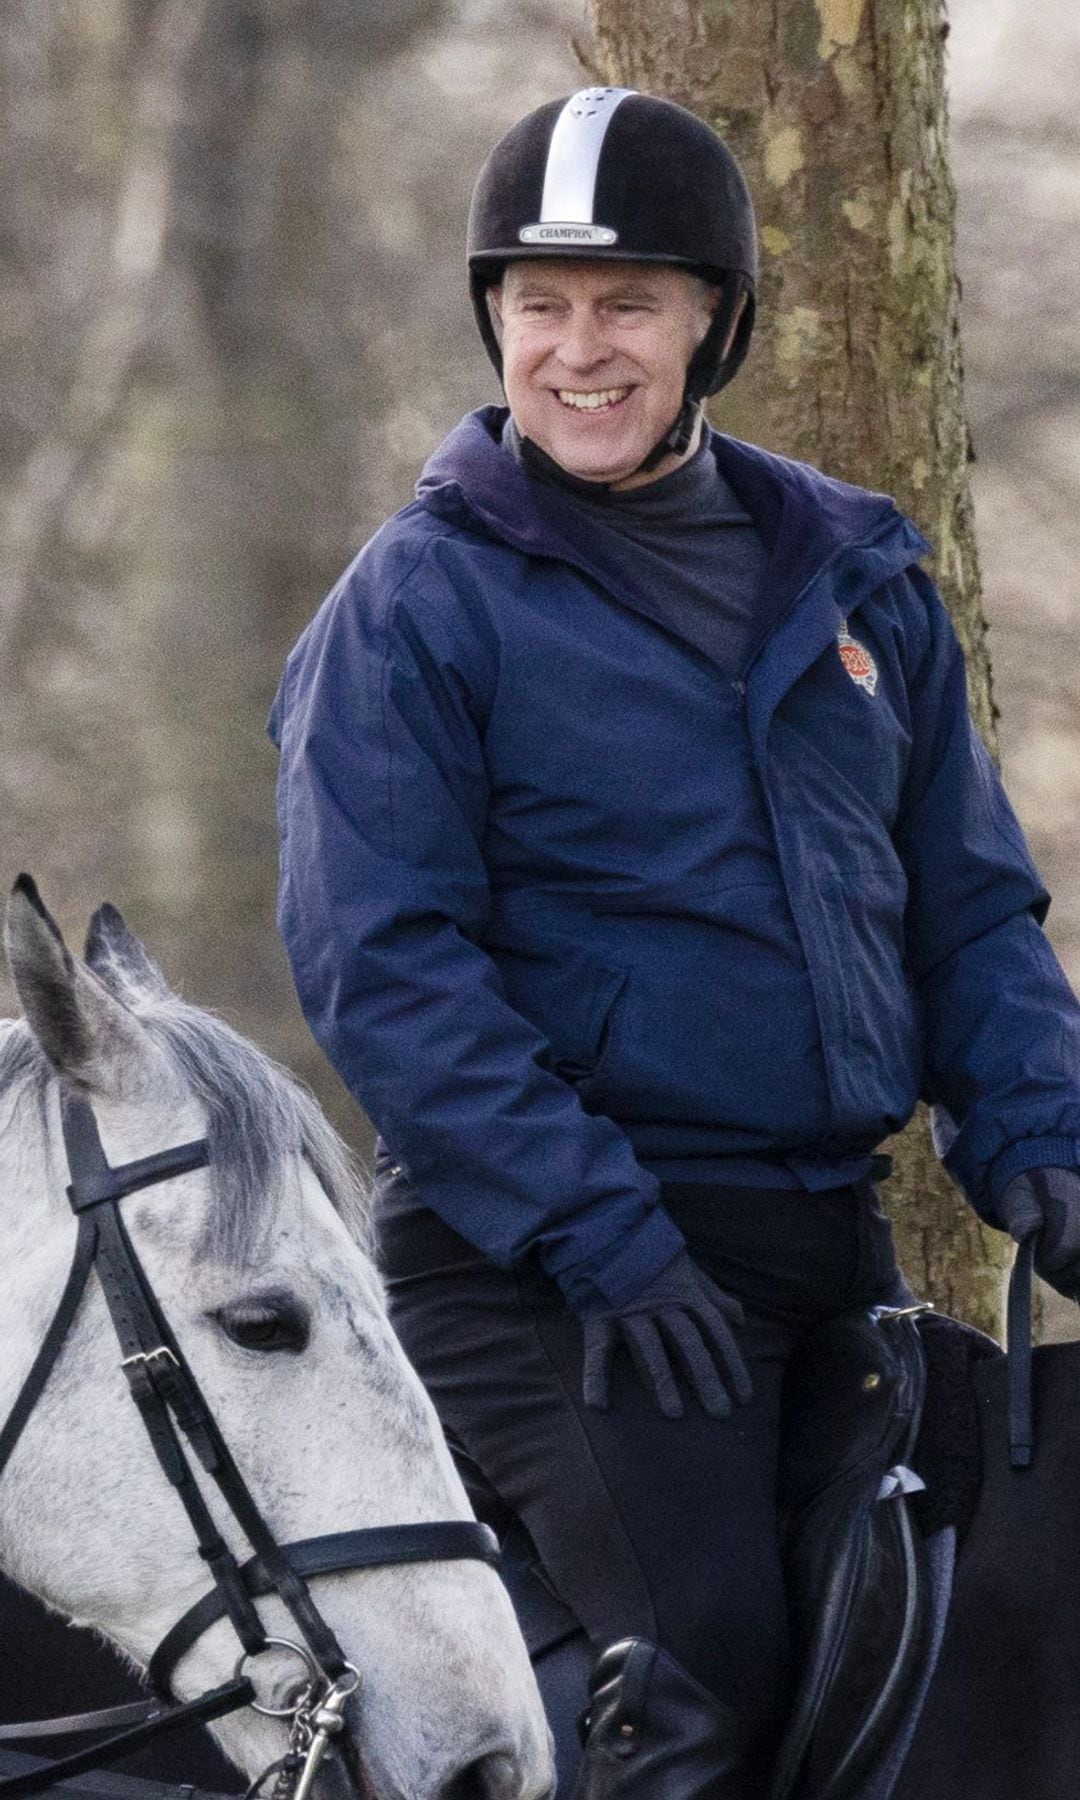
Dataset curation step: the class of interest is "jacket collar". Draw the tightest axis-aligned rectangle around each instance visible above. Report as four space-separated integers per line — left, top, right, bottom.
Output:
416 407 929 683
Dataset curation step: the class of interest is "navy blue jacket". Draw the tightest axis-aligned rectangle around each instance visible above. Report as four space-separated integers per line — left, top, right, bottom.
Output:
271 407 1080 1307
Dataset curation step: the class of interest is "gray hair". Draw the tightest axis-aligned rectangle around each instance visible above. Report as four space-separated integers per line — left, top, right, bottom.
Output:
0 1002 370 1265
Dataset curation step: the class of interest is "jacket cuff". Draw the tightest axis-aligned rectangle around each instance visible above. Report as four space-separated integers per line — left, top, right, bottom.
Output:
555 1206 686 1311
987 1136 1080 1210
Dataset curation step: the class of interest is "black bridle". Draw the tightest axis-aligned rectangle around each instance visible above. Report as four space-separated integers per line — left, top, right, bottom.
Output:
0 1091 498 1796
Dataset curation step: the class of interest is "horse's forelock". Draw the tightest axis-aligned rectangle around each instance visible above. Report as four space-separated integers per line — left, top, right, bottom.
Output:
139 998 371 1262
126 1001 365 1259
0 1000 370 1261
0 1017 48 1099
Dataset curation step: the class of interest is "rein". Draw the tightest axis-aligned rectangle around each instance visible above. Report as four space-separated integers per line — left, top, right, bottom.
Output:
0 1091 498 1797
1005 1233 1037 1470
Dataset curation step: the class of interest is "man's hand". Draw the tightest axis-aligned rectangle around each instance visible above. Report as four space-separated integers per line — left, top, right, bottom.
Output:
997 1167 1080 1302
580 1250 752 1420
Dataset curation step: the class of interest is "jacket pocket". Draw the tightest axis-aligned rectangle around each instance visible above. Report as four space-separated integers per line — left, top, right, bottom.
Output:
492 938 626 1081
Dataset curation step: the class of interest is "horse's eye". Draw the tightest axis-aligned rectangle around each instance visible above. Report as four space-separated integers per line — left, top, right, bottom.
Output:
216 1298 309 1355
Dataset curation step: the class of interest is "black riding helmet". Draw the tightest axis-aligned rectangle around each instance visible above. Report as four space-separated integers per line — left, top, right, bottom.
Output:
467 87 758 474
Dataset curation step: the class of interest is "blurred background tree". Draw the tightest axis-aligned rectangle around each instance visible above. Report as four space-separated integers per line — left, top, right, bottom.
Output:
2 0 1077 1334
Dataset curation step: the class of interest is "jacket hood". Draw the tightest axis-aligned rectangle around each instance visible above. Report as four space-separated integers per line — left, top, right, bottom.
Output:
416 406 930 619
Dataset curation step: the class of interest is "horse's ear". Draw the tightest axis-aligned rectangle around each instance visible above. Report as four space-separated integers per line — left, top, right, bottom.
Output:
84 902 172 1005
4 877 151 1097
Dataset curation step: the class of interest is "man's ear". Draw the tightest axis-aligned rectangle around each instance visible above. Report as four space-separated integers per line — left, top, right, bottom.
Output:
486 284 504 342
692 279 725 351
716 284 752 358
721 289 749 360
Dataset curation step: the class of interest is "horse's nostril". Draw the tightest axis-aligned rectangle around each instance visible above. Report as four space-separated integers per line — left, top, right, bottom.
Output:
440 1750 519 1800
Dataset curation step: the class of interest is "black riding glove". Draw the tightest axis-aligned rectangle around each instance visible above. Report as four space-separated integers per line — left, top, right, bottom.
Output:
579 1250 752 1420
996 1167 1080 1303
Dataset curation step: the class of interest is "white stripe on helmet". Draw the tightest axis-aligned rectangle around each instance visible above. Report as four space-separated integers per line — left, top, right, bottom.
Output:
538 87 636 226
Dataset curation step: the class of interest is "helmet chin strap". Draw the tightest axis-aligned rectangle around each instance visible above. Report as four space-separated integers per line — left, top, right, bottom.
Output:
516 397 702 499
636 394 701 474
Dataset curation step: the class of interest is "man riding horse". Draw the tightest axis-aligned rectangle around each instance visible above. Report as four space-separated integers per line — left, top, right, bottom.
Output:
271 89 1080 1797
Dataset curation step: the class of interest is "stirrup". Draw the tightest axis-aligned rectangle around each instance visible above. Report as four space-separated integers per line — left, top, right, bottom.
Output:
574 1638 759 1799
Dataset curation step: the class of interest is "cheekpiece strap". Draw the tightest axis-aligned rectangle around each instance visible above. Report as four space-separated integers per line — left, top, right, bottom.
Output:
0 1212 98 1482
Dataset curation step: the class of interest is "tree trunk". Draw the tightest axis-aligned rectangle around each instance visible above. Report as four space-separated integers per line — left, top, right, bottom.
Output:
579 0 1009 1334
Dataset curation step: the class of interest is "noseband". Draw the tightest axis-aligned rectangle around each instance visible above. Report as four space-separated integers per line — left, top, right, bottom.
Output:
0 1091 498 1797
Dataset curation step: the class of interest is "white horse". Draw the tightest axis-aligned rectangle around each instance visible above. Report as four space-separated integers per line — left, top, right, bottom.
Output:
0 878 554 1800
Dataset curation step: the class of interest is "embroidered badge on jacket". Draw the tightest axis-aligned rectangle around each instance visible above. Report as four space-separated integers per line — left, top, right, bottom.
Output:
837 619 878 695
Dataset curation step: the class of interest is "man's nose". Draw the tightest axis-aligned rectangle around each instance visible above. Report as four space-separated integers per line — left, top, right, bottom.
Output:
555 307 611 371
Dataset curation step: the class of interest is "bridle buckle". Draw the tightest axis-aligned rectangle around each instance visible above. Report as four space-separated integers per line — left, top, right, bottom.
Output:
120 1346 180 1371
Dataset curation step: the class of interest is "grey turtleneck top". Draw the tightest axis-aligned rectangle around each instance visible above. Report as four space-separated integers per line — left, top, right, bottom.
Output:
502 413 771 677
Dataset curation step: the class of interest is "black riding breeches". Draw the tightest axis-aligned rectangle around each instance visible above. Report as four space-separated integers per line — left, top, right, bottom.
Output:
375 1172 905 1766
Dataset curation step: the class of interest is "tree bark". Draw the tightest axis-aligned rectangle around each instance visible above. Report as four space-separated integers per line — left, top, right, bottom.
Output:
579 0 1009 1334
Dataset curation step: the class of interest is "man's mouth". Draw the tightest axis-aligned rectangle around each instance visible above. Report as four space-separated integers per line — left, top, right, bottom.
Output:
555 386 632 412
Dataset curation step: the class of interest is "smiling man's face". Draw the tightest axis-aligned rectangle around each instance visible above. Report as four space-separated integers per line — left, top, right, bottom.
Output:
490 259 720 489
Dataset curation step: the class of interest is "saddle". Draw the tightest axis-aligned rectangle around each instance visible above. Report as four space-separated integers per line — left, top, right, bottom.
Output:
499 1301 1004 1800
767 1303 999 1800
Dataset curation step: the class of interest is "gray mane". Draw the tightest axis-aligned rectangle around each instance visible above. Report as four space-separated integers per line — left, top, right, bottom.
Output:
0 1020 49 1107
0 1004 370 1263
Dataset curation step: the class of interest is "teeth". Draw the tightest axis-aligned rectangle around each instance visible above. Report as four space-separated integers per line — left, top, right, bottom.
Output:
556 387 631 410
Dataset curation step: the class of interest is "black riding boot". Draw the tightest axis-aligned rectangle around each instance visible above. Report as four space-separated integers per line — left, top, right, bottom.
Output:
572 1638 761 1799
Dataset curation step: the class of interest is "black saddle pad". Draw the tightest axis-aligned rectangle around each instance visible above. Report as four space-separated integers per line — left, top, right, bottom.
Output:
0 1575 241 1794
895 1337 1080 1800
0 1748 235 1798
